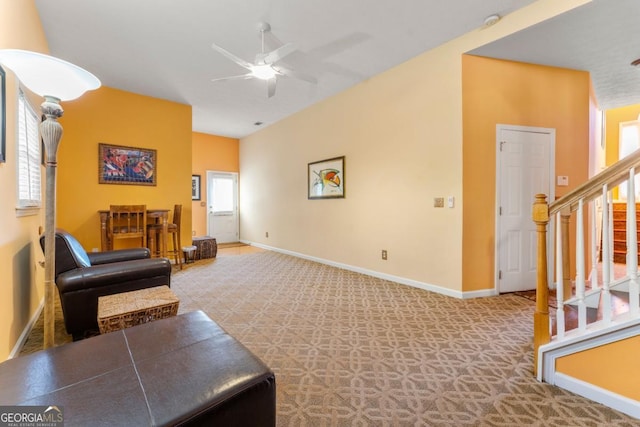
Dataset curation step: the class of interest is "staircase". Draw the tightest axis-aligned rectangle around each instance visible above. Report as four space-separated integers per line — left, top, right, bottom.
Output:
532 150 640 419
611 202 640 264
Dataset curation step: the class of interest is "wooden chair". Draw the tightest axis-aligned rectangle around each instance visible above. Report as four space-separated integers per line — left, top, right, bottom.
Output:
109 205 147 250
148 204 182 269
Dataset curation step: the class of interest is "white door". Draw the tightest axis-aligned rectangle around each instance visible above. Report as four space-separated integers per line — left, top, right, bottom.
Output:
496 125 555 293
206 171 239 243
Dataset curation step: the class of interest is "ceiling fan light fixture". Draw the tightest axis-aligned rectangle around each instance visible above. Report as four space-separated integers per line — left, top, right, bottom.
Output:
251 64 277 80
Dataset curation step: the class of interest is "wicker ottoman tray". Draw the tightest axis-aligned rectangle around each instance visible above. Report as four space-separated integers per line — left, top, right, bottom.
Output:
98 285 179 333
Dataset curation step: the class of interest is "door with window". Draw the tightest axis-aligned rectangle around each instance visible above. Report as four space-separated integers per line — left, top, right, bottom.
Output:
206 171 239 243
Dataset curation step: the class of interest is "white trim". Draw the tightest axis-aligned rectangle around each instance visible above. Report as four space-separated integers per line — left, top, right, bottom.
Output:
495 124 556 293
244 241 497 300
15 206 40 217
8 298 44 360
554 373 640 419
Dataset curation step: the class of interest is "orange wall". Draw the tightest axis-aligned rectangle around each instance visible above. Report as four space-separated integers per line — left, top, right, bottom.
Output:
556 336 640 400
191 132 239 237
56 86 193 251
462 55 590 291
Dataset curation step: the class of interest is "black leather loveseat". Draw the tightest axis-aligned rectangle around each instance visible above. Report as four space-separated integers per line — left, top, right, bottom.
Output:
40 229 172 340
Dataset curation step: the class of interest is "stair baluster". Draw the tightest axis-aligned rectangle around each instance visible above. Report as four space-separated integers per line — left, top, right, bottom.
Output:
555 212 565 338
589 200 599 290
576 199 587 332
627 168 639 316
601 184 612 325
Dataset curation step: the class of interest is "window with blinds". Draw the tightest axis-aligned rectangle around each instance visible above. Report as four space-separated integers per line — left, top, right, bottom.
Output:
17 89 41 209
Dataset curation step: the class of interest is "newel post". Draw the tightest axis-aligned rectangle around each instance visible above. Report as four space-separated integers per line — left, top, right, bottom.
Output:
532 194 550 376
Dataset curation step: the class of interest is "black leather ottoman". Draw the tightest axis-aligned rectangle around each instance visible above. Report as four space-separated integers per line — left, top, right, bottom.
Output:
0 311 276 426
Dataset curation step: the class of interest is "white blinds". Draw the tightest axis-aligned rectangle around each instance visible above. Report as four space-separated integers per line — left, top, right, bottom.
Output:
17 90 41 208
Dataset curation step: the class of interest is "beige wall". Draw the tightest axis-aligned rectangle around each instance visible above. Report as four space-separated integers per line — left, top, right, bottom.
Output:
0 0 48 360
239 0 591 295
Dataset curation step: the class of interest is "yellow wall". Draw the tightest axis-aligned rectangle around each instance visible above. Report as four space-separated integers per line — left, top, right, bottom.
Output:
556 336 640 400
239 0 591 295
56 86 193 251
0 0 49 360
462 55 590 291
605 103 640 168
191 132 239 237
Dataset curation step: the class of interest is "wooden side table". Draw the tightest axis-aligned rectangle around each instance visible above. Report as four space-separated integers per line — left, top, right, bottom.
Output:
97 285 179 334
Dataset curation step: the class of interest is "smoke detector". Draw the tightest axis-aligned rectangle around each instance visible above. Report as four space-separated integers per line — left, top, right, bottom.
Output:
483 14 501 27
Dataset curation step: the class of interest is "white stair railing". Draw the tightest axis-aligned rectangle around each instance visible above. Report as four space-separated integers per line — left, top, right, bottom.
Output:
552 177 640 338
533 149 640 376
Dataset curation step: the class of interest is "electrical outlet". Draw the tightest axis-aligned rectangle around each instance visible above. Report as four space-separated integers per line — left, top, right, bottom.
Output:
434 197 444 208
381 250 388 260
265 231 269 238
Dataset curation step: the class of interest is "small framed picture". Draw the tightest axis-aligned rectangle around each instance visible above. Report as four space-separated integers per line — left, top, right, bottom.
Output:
308 156 345 199
192 174 201 200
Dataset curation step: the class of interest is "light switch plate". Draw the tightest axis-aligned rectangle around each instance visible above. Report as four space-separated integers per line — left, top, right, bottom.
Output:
447 196 455 208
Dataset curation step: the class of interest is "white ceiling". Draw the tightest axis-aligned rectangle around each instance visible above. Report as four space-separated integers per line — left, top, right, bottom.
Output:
35 1 640 139
33 0 534 138
470 0 640 111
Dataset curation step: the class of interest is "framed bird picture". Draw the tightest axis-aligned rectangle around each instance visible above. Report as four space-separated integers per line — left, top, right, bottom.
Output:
308 156 345 199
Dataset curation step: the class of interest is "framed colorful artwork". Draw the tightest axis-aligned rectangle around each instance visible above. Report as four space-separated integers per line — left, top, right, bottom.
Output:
308 156 345 199
98 143 157 185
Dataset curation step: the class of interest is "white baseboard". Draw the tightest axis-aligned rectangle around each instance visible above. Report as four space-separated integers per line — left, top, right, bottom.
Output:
8 297 44 360
244 241 497 300
555 373 640 419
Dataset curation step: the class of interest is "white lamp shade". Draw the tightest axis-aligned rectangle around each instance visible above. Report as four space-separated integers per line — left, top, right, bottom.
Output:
0 49 100 101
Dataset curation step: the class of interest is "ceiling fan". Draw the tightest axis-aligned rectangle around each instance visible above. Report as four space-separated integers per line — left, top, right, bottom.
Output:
211 22 317 98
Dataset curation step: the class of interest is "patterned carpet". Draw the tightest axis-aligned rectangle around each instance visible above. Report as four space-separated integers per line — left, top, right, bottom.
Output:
20 250 639 426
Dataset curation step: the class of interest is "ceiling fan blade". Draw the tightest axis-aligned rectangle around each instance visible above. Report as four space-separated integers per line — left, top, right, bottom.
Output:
211 73 254 83
274 65 317 84
211 43 254 70
260 43 296 65
267 77 277 98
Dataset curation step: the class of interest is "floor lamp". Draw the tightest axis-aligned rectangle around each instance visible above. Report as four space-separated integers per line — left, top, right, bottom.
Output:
0 50 100 349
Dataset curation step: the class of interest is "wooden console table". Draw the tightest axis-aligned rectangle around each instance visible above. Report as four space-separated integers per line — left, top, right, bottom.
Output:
99 208 169 256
